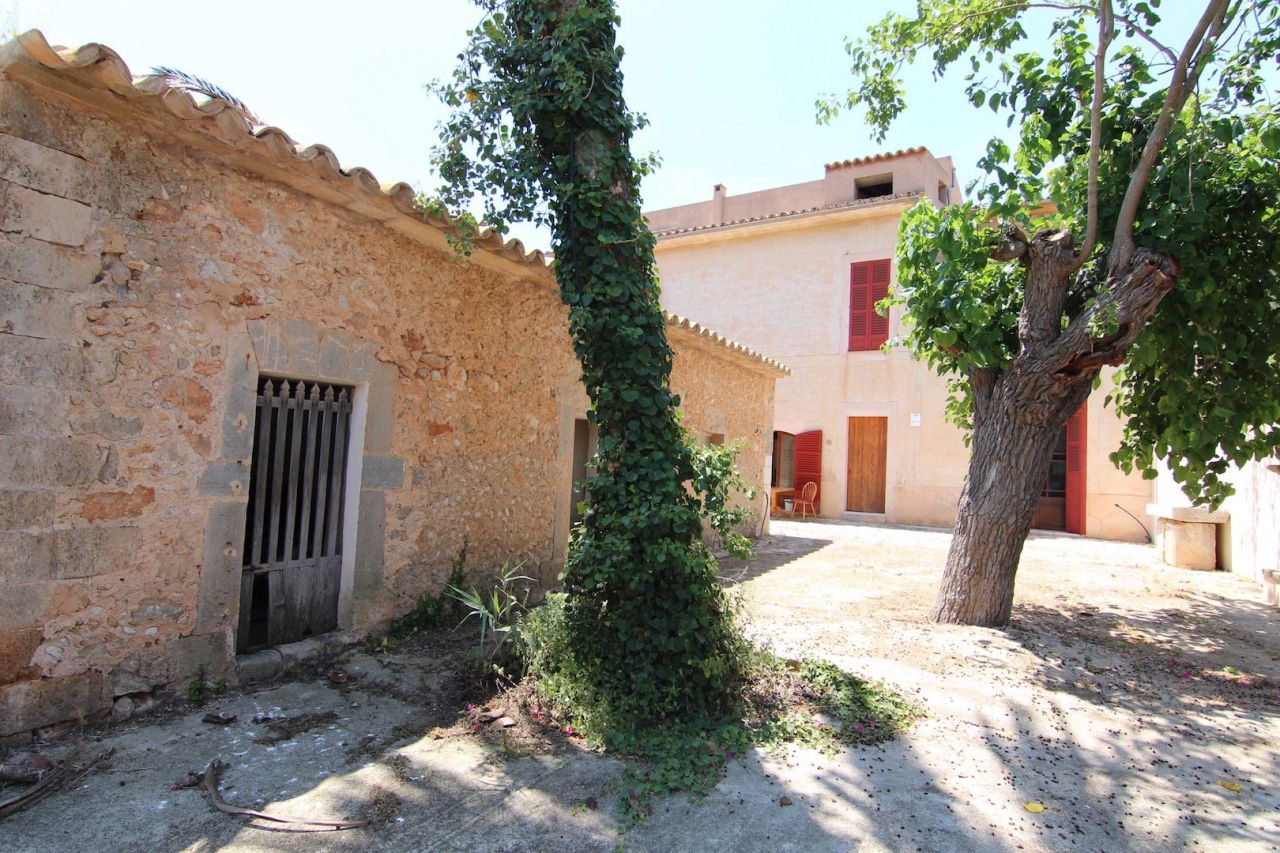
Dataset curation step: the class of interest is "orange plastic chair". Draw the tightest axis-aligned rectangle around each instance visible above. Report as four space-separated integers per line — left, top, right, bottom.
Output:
793 481 818 520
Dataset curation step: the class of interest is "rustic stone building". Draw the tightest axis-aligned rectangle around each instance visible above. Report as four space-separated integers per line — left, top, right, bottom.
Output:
0 32 785 740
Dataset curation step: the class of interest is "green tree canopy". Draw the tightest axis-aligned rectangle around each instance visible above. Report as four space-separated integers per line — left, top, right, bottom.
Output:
826 0 1279 508
822 0 1277 625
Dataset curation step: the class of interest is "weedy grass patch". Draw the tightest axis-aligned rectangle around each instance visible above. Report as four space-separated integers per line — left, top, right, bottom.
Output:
516 596 922 827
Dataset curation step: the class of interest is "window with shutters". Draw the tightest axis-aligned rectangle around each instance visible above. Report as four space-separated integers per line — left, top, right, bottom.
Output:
848 259 891 351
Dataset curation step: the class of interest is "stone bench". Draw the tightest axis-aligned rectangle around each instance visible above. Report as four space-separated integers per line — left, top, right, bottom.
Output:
1146 504 1229 571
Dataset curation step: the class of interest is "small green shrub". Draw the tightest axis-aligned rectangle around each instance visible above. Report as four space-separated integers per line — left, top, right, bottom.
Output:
447 561 533 679
186 665 208 703
517 592 571 681
688 436 758 560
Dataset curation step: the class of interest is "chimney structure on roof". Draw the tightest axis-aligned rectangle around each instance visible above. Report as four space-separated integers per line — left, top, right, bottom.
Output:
711 184 726 227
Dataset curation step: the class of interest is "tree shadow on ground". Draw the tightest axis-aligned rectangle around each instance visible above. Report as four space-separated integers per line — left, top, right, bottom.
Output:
1007 592 1280 722
718 533 835 587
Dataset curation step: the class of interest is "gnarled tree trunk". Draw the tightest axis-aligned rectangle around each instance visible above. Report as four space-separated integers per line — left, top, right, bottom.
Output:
932 231 1178 626
933 379 1090 625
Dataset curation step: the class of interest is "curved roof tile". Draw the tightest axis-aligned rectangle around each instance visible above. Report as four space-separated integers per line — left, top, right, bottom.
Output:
1 30 786 376
825 146 929 171
664 313 789 377
0 30 552 271
651 192 922 238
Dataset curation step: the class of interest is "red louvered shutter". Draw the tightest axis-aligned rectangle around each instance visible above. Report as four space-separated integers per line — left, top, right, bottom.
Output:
793 430 822 511
850 260 891 351
1064 404 1087 534
848 263 870 350
868 259 891 348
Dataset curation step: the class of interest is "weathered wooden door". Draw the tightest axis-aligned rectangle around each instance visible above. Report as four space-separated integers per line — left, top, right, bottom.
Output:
237 378 352 653
846 417 887 513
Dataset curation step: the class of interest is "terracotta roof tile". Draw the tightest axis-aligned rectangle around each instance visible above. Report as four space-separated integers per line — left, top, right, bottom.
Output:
824 146 929 171
664 314 789 377
0 31 551 271
651 192 922 238
0 30 786 377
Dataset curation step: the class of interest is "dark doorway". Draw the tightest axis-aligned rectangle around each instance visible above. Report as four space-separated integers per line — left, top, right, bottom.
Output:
570 418 599 528
237 377 352 653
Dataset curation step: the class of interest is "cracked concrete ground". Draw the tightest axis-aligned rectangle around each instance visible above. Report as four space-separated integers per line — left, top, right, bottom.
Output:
2 519 1277 851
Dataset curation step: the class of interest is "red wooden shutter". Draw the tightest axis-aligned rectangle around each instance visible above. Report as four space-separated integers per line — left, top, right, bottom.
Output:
868 259 891 348
848 264 870 350
849 260 892 351
793 430 822 510
1064 404 1087 534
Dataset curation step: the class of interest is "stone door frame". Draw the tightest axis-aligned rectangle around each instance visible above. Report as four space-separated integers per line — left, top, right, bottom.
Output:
195 319 402 652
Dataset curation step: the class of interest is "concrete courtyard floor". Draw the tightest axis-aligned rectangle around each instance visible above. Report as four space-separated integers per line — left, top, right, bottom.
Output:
2 519 1277 851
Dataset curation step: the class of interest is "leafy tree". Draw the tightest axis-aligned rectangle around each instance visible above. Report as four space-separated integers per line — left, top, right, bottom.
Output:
431 0 745 722
823 0 1279 625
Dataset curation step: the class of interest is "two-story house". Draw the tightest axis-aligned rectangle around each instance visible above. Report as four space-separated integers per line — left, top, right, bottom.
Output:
645 148 1153 541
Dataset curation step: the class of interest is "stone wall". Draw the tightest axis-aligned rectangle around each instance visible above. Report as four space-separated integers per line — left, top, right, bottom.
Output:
0 49 781 740
668 326 775 537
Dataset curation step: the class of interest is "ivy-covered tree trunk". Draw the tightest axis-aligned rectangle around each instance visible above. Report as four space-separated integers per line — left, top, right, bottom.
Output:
433 0 743 721
932 234 1178 625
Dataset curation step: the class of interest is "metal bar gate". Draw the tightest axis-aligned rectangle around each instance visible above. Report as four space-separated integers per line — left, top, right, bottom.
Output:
237 377 352 653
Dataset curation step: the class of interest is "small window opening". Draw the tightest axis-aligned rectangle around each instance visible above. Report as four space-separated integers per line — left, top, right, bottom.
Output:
855 173 894 199
570 418 599 527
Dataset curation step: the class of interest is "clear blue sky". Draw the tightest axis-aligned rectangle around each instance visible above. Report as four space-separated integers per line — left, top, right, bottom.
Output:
7 0 1217 250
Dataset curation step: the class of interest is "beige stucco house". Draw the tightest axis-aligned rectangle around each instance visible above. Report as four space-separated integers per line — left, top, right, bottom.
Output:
646 148 1154 542
0 32 784 740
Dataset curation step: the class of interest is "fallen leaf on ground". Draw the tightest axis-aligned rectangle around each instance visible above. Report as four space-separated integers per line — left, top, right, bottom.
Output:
1216 780 1242 793
1024 802 1045 813
779 795 793 806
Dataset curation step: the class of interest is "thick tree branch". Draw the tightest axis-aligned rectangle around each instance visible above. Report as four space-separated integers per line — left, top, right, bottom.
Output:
1108 0 1232 274
1017 229 1077 355
1068 0 1113 274
969 366 1000 430
991 223 1030 262
1045 249 1179 377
